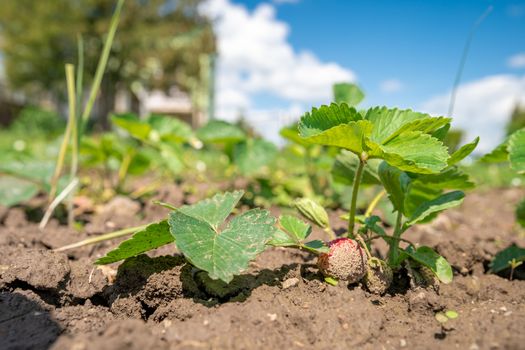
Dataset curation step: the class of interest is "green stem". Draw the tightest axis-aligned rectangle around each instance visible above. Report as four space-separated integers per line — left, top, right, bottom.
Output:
355 234 372 260
54 223 149 252
364 189 386 218
80 0 124 133
323 227 337 241
347 158 365 238
388 211 404 265
66 64 77 228
305 149 322 195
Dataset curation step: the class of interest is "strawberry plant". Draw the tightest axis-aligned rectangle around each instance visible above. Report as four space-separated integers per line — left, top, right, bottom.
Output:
482 127 525 275
298 103 479 284
74 100 478 292
95 191 329 283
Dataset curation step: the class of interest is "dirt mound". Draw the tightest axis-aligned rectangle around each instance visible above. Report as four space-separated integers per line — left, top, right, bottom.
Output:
1 188 524 349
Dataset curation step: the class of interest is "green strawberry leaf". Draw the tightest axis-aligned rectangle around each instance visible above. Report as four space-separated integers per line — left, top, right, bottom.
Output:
332 150 381 186
0 176 39 207
358 216 390 243
364 107 449 144
300 120 373 154
489 244 525 273
508 128 525 173
279 215 312 240
405 191 464 228
269 216 327 254
403 167 474 218
372 131 449 174
382 117 451 144
268 228 296 247
448 137 479 166
408 167 475 191
431 123 451 141
233 139 278 176
96 221 174 265
405 246 453 284
378 161 411 213
111 113 151 141
480 142 509 163
303 240 329 254
333 83 364 106
178 190 244 229
169 208 275 283
403 182 442 221
280 124 310 147
148 114 195 143
196 120 246 144
298 103 363 137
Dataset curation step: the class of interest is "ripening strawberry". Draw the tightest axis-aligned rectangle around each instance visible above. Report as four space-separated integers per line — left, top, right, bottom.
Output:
317 238 366 283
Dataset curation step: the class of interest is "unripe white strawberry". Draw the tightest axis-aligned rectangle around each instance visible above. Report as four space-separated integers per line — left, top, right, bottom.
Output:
317 238 366 283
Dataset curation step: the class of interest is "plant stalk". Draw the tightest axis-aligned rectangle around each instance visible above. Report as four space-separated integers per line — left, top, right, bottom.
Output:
364 189 386 218
388 211 404 265
347 158 366 238
66 64 78 228
54 223 149 252
80 0 124 133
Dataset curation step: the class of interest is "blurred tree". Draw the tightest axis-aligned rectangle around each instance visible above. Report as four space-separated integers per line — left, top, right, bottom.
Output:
0 0 215 128
506 104 525 136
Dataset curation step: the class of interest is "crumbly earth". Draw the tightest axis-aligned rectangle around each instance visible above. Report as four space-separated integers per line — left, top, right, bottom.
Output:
0 187 524 350
317 238 367 283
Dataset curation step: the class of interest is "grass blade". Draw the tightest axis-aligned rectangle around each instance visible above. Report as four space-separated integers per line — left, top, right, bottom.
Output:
80 0 124 129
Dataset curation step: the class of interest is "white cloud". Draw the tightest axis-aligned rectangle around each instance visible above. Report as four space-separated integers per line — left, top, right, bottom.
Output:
272 0 301 4
380 79 403 93
508 53 525 69
421 74 525 153
201 0 355 129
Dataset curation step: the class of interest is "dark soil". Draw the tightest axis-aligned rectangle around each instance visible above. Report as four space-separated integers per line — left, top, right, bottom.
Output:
1 187 524 350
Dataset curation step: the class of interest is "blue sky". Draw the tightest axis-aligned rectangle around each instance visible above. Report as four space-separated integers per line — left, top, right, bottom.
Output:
237 0 525 108
204 0 525 151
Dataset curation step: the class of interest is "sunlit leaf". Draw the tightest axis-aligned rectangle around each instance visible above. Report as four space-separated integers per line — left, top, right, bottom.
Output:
405 191 464 227
298 103 362 138
233 139 278 176
169 208 275 283
111 113 151 141
448 137 479 166
405 246 453 283
0 176 39 207
508 128 525 173
177 190 244 228
300 120 373 154
96 221 173 265
196 120 246 144
378 161 410 213
372 132 449 174
364 107 448 144
303 240 329 254
279 215 312 240
479 142 509 163
333 83 364 106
